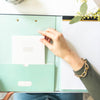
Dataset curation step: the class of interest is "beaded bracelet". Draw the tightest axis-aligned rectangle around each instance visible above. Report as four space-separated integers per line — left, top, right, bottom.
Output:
75 59 89 78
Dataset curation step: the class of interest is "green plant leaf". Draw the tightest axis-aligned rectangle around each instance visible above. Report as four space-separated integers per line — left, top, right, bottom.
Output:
98 11 100 14
69 16 82 24
98 16 100 21
80 2 88 15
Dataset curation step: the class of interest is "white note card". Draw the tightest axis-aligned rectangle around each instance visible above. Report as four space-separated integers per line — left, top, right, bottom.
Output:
12 36 45 64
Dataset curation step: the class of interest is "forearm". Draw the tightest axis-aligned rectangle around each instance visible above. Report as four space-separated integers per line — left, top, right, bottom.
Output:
63 51 85 71
64 51 100 100
74 60 100 100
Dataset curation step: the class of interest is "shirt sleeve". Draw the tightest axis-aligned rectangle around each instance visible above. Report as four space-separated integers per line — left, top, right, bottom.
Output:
74 59 100 100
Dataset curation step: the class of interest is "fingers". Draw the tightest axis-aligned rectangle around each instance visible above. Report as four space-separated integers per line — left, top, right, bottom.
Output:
39 31 54 40
39 28 62 40
48 38 51 42
39 28 63 45
46 28 61 35
40 39 52 50
45 36 51 42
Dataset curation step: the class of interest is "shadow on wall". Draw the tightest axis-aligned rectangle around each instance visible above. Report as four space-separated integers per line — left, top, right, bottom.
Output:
0 80 6 91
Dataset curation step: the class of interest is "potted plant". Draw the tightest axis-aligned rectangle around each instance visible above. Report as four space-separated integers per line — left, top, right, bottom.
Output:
70 0 100 24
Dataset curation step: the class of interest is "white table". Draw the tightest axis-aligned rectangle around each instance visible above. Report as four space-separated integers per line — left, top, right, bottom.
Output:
0 0 97 15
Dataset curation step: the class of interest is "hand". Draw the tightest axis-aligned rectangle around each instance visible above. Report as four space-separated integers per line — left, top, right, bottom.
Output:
39 28 84 71
39 28 71 59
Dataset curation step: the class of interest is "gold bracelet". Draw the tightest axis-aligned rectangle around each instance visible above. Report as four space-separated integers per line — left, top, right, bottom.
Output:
75 59 89 78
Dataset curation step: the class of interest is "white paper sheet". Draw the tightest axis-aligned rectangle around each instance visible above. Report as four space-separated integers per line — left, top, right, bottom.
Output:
12 36 45 65
61 21 100 90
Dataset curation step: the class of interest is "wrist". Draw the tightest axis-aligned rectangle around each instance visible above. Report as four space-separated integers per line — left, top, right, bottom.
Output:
63 51 84 71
